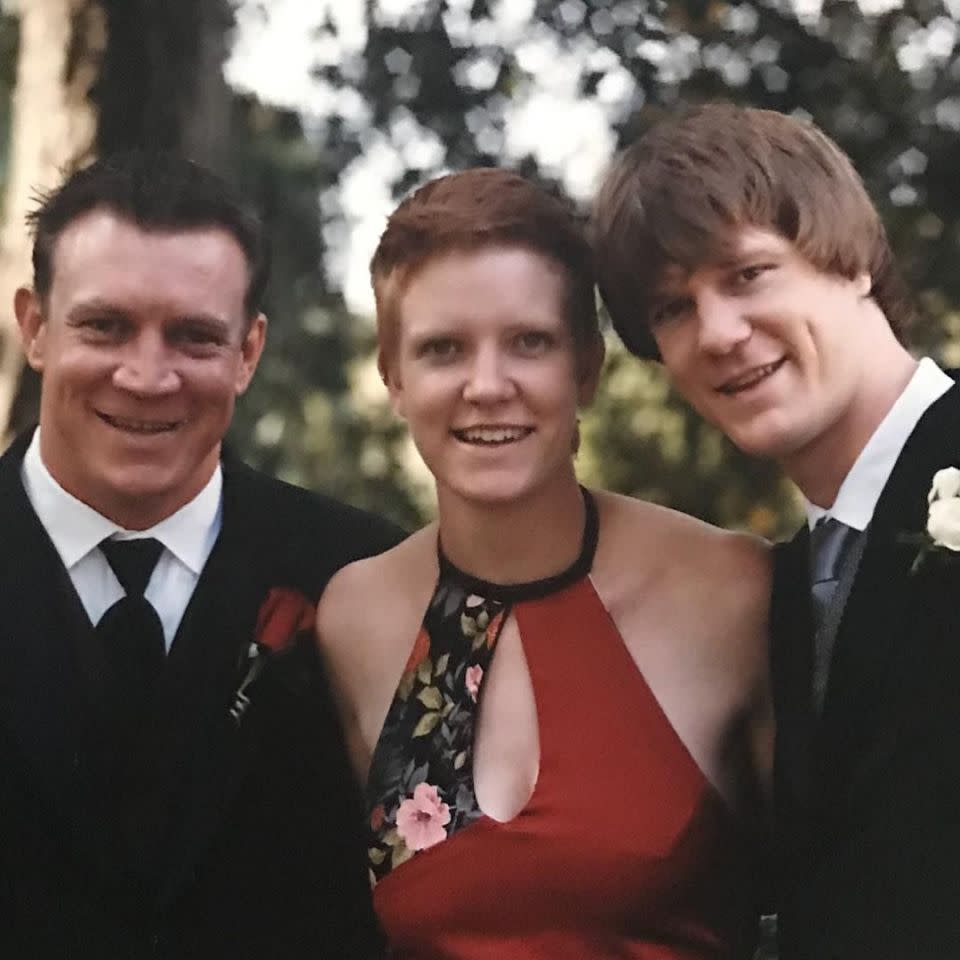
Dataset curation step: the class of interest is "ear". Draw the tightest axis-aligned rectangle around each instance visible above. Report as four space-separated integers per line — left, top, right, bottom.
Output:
377 347 407 419
235 313 267 395
854 271 872 298
576 334 605 406
14 287 47 372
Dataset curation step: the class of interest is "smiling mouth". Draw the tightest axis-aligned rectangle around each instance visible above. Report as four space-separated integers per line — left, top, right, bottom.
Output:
97 412 183 434
451 425 535 446
717 358 787 396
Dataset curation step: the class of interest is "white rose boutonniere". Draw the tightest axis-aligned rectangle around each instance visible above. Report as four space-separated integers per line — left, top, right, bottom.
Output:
910 467 960 572
927 467 960 550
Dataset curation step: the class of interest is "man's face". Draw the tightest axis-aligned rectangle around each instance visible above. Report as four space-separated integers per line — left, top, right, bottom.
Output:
649 226 878 465
16 209 266 528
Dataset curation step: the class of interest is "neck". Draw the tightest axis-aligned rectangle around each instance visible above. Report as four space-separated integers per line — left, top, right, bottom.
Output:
785 348 917 508
436 472 585 585
39 430 220 530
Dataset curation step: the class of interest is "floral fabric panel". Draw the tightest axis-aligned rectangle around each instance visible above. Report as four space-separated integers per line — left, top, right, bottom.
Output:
366 575 507 882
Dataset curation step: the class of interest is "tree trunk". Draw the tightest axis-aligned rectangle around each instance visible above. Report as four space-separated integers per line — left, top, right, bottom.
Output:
94 0 234 170
0 0 103 443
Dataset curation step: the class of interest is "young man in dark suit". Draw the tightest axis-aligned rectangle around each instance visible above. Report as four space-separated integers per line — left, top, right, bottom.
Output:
592 103 960 959
0 152 403 958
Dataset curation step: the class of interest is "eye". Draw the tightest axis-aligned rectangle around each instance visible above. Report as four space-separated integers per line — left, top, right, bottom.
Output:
733 263 774 286
172 323 227 347
649 297 692 328
418 338 461 363
84 315 121 333
70 314 129 341
513 330 554 354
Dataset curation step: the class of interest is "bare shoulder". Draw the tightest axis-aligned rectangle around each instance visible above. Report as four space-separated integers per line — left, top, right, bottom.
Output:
316 525 436 747
591 490 774 803
316 525 437 653
593 489 771 611
316 526 439 780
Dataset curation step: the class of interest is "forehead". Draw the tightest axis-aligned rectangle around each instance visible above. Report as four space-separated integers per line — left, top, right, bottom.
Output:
397 246 569 332
653 225 794 291
48 209 250 318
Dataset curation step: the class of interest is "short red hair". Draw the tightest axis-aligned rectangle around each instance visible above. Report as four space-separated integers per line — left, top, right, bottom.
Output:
370 168 600 376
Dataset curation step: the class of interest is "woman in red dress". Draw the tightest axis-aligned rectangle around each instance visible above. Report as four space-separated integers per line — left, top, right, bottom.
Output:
317 168 772 959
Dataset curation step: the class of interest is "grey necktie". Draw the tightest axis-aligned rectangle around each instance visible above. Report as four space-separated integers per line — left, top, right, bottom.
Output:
809 517 861 713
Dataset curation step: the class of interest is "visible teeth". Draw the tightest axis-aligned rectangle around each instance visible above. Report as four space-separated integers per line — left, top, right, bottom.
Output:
101 413 179 433
455 426 531 445
722 360 782 394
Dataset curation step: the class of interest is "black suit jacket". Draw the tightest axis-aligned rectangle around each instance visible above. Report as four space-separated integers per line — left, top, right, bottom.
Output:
0 431 405 959
771 383 960 960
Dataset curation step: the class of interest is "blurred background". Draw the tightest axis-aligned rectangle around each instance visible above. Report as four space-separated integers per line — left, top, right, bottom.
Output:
2 0 960 536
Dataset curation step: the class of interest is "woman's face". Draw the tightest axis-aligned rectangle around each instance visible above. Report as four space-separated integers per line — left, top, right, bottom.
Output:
386 246 600 508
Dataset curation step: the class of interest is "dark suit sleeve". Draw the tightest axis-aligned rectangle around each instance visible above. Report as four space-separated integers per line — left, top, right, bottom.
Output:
235 464 407 603
174 636 384 960
164 465 399 959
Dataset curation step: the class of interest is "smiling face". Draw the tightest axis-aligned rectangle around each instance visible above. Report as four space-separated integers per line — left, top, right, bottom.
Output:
649 226 904 469
15 209 266 528
385 246 600 509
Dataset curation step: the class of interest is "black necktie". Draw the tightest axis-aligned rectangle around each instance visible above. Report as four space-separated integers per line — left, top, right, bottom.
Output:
98 537 166 726
809 517 859 712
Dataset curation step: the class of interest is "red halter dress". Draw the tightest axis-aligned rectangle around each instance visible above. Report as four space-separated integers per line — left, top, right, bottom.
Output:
365 493 759 959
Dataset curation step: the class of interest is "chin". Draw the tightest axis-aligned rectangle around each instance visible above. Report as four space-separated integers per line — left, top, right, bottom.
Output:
443 473 542 508
719 408 796 458
731 428 803 461
97 467 183 506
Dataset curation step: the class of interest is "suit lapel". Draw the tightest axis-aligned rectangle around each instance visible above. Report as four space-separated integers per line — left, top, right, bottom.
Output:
0 432 121 866
816 383 960 799
771 527 815 809
148 456 273 911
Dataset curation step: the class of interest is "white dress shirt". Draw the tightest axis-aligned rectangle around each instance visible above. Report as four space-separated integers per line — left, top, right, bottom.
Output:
804 357 954 531
21 429 223 650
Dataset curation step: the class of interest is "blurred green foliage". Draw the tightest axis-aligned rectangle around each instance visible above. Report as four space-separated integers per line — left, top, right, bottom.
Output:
0 11 18 204
6 0 960 538
241 0 960 536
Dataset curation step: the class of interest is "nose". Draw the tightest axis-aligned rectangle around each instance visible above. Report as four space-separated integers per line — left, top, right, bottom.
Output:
696 288 752 354
112 332 180 395
461 345 516 405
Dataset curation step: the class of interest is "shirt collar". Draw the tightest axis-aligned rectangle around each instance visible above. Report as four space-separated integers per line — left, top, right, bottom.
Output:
22 428 223 572
804 357 953 530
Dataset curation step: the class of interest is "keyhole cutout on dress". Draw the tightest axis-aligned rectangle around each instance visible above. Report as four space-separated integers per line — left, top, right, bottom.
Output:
472 613 540 823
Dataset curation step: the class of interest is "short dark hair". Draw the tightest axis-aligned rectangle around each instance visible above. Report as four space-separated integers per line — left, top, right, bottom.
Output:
592 103 912 359
26 150 269 318
371 167 600 375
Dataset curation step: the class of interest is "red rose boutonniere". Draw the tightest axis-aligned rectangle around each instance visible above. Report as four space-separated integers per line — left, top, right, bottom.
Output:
229 587 316 727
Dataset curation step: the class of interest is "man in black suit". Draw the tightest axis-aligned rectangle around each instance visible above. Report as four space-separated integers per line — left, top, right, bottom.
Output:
0 152 403 958
592 103 960 959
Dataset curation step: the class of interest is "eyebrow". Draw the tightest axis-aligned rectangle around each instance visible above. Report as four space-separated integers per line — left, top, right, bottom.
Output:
66 299 127 321
66 300 230 329
726 242 787 263
172 314 232 333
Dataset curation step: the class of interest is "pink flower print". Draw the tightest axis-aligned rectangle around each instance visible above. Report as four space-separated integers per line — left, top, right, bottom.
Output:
465 664 483 702
395 783 451 851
